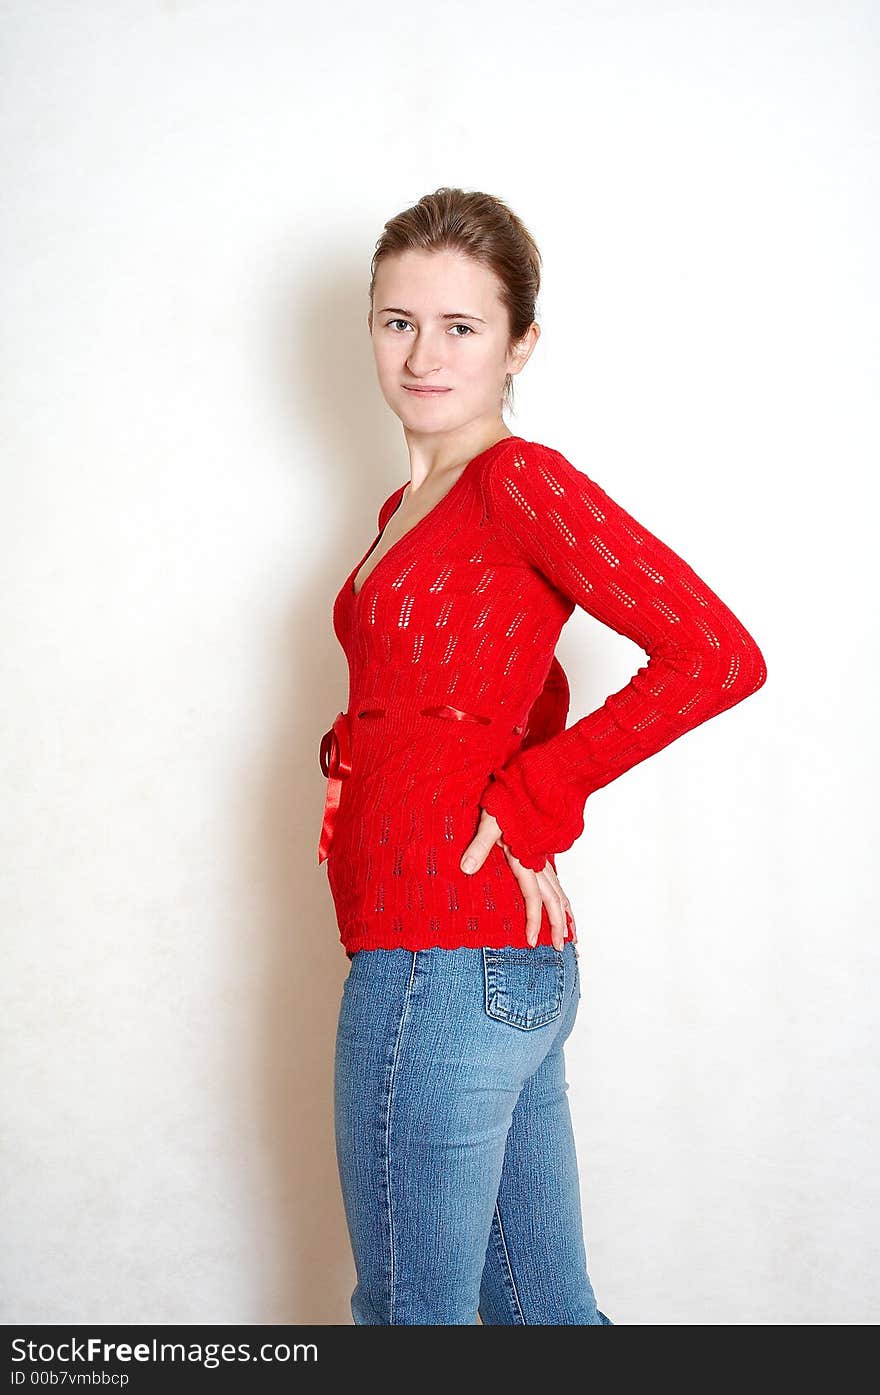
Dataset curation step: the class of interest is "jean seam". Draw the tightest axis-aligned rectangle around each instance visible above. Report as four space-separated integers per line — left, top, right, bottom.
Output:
383 950 418 1325
492 1199 526 1324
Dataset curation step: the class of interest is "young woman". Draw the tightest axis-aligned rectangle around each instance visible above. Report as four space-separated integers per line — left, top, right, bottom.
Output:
319 187 767 1325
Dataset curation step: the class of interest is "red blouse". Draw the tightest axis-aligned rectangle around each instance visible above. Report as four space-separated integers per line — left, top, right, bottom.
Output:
318 435 766 958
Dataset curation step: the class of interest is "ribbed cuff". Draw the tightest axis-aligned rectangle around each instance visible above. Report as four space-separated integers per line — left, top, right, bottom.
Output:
479 758 586 872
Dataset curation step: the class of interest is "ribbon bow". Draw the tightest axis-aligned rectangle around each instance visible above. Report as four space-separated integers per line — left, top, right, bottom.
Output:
317 710 352 865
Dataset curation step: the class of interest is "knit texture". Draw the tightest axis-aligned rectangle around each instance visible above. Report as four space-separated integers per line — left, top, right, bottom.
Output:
320 435 766 957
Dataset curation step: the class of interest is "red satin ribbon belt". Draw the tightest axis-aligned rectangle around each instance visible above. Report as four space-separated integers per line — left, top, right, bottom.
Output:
317 704 524 865
318 711 352 865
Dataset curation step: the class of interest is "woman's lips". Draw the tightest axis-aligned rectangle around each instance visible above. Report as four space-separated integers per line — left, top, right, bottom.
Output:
403 385 452 394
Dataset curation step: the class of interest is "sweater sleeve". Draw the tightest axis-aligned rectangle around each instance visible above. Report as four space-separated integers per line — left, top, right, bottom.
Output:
520 655 571 753
478 441 768 871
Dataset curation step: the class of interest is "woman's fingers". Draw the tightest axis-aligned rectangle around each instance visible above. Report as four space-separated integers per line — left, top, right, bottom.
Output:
546 887 568 951
560 892 578 944
477 822 579 953
521 876 544 946
460 810 502 874
532 862 573 951
501 856 571 951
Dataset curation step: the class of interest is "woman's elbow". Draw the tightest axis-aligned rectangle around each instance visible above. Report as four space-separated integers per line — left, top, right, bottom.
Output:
715 632 768 711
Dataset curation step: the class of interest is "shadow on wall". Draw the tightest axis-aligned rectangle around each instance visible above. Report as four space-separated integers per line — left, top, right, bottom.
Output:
244 261 415 1324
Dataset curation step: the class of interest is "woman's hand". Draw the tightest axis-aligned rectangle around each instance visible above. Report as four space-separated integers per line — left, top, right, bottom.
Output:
460 810 577 951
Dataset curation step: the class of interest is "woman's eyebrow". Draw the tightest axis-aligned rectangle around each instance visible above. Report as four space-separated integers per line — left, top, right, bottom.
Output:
378 307 487 323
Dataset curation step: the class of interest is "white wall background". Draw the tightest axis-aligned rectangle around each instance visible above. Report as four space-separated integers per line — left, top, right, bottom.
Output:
2 0 877 1326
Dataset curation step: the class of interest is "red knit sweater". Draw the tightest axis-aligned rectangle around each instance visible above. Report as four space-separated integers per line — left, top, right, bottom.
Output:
318 434 766 958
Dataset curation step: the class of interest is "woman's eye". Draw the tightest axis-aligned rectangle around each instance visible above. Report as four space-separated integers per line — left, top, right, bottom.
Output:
383 320 474 336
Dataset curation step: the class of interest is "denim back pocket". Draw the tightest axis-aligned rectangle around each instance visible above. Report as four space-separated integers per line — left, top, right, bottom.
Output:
482 946 565 1031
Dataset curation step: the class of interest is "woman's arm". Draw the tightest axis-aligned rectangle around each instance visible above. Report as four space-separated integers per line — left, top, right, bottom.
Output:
478 440 768 872
520 654 572 752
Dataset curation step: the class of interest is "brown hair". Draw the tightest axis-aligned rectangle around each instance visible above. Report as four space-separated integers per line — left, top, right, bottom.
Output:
369 186 542 413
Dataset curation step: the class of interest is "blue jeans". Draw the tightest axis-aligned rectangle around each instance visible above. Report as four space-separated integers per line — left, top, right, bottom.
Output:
333 941 614 1325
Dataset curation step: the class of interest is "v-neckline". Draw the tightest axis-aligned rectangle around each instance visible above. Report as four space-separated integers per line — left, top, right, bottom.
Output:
348 434 522 604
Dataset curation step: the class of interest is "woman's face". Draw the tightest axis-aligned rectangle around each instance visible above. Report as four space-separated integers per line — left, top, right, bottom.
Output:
369 248 534 434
